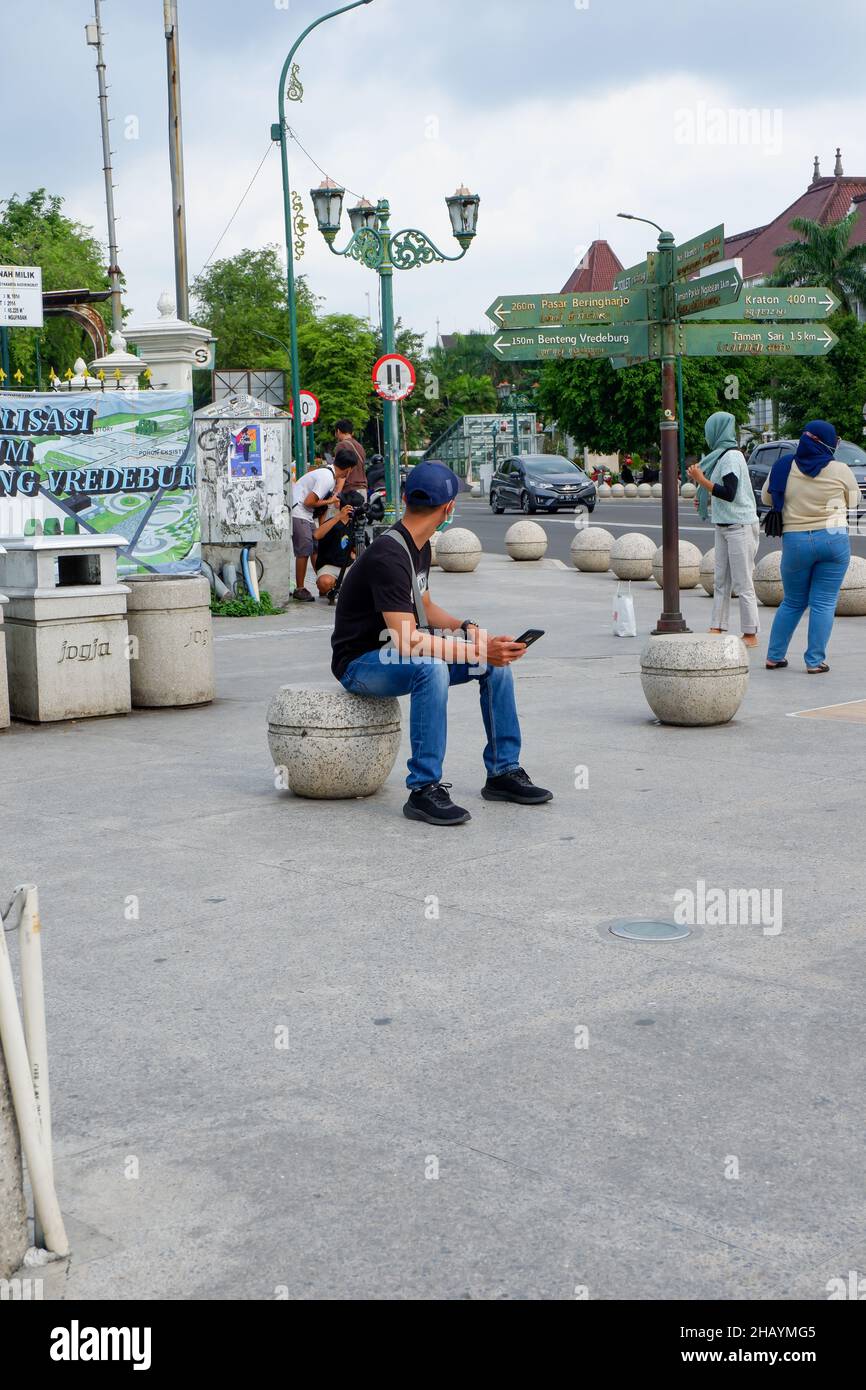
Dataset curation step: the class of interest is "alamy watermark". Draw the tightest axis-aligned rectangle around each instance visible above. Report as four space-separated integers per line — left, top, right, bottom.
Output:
673 878 782 936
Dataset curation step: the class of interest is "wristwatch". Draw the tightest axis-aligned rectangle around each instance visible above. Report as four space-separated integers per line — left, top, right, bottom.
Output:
459 620 478 637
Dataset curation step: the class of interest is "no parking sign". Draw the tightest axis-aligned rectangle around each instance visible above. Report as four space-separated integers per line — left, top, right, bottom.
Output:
372 354 416 402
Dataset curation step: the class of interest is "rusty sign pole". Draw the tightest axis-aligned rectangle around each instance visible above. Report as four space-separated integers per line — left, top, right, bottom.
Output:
164 0 190 322
654 229 689 635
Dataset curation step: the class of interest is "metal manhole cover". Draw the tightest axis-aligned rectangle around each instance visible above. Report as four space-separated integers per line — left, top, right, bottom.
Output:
609 919 690 942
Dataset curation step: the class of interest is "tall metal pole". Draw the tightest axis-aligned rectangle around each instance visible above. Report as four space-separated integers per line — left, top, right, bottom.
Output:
676 353 686 480
654 229 689 635
276 1 374 482
89 0 123 332
164 0 189 322
376 203 400 521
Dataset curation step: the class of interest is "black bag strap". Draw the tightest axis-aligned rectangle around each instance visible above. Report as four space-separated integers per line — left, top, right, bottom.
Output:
382 529 428 631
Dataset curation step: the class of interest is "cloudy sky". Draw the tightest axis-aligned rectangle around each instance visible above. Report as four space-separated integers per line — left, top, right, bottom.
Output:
5 0 865 350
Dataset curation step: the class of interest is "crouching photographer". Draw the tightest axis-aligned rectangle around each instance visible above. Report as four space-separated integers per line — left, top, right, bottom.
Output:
313 489 386 601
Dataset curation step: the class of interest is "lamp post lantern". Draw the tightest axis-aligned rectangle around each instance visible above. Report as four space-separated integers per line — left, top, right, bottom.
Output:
311 185 480 521
496 380 536 454
273 0 374 482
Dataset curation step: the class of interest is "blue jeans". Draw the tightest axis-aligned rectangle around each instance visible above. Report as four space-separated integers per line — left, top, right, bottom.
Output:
340 649 522 789
767 529 850 668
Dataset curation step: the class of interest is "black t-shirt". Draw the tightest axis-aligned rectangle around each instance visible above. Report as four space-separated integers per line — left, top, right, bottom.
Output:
331 522 431 680
315 519 354 570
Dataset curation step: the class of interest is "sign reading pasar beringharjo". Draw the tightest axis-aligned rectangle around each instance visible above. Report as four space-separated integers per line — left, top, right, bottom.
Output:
0 391 200 576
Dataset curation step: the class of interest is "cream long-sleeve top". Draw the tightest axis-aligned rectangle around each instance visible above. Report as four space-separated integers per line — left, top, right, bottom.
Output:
761 459 860 532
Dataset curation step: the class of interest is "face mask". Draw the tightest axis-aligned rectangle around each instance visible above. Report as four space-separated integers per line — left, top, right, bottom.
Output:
437 504 456 532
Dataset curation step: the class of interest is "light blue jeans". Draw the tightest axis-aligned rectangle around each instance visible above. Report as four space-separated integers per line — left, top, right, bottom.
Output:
340 649 522 789
767 528 850 667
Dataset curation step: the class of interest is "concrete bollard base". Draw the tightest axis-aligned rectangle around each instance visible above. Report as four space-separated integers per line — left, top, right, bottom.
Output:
126 576 215 708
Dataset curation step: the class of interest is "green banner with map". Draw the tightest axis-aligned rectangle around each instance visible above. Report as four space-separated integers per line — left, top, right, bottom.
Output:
0 390 199 576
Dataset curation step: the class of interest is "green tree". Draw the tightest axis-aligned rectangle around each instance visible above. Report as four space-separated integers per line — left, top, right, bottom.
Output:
769 312 866 441
767 214 866 313
191 246 317 368
536 355 767 457
0 189 113 383
298 312 377 438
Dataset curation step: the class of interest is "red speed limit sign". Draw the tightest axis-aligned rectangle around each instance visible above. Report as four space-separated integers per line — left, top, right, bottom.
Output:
288 390 321 426
372 353 416 402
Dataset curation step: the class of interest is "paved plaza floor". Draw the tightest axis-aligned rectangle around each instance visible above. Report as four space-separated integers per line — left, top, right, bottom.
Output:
3 543 865 1299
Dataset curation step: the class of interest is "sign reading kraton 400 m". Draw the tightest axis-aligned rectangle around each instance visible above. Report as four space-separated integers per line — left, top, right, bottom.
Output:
0 390 200 575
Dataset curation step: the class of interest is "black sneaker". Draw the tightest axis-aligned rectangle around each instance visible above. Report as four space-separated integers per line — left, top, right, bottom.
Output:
482 768 553 805
403 783 471 826
291 588 315 603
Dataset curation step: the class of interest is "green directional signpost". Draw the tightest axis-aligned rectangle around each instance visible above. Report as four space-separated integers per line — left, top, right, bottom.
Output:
679 322 838 357
674 266 742 318
486 288 650 329
487 214 839 634
490 323 655 362
685 286 840 322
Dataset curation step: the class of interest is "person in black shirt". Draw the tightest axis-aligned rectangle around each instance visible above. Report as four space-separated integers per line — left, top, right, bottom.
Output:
332 461 552 826
312 490 361 597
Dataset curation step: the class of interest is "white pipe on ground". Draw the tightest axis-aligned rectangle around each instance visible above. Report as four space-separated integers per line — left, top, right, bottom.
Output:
0 894 68 1256
18 886 53 1249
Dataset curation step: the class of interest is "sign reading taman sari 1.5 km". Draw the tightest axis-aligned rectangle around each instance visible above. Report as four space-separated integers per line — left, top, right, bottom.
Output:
678 323 838 357
490 324 655 361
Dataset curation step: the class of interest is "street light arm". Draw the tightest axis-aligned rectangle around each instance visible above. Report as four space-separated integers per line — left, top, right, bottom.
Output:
277 0 373 121
325 227 386 271
390 227 471 270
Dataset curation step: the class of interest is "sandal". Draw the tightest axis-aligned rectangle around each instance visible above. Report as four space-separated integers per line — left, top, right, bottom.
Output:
807 664 830 674
742 635 759 648
765 659 788 669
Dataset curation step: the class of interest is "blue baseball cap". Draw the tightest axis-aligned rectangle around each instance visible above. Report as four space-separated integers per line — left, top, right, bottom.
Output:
403 460 461 506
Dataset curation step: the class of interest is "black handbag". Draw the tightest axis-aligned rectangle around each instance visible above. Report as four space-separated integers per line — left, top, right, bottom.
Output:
762 508 784 538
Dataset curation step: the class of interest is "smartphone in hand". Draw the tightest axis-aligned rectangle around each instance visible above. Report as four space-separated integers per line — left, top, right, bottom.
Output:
514 629 545 648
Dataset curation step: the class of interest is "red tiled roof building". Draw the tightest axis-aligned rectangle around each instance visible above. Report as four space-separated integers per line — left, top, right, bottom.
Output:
560 239 624 294
726 149 866 283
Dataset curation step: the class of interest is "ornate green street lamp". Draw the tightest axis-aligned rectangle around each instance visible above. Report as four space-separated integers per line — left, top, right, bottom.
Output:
310 184 480 520
496 380 538 454
272 0 374 482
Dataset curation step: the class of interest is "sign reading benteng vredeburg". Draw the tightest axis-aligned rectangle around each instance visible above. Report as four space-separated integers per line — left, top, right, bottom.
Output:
0 390 200 576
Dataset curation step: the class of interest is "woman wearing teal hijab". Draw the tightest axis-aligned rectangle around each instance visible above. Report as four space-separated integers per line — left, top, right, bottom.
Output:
687 412 760 648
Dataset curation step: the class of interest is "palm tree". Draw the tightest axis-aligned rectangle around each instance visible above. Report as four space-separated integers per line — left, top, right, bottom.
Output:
767 213 866 313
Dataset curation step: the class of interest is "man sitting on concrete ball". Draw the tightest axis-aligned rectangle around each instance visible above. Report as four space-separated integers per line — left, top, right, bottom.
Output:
331 460 553 826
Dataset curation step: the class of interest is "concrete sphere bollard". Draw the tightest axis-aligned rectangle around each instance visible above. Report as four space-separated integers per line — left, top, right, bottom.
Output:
470 482 481 498
610 483 625 499
624 483 639 498
125 576 215 707
267 686 401 799
505 519 548 561
835 554 866 616
429 530 440 569
700 548 739 598
651 483 663 498
637 482 653 498
681 481 697 499
436 527 482 573
598 483 612 498
754 549 783 607
641 633 749 726
610 532 657 581
571 527 614 572
651 540 702 590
